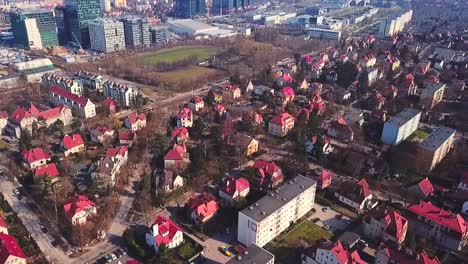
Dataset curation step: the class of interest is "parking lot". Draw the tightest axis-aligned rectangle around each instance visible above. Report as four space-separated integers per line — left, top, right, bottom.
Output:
94 248 130 264
309 203 354 233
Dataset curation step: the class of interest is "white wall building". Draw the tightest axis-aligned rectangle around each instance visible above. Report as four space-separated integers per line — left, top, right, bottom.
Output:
89 18 126 53
381 108 421 145
378 9 413 38
237 175 316 247
103 81 138 107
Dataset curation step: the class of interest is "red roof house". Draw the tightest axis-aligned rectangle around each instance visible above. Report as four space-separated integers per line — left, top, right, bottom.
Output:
218 177 250 203
334 179 376 212
63 195 97 225
146 215 184 252
327 117 354 141
303 239 367 264
164 144 189 171
21 148 51 169
375 244 440 264
125 113 147 131
0 216 8 235
314 169 332 189
252 160 284 189
119 130 137 147
279 87 295 102
34 163 59 178
364 207 408 244
62 134 85 156
171 127 189 145
409 177 435 199
0 233 26 264
268 113 295 137
186 193 219 223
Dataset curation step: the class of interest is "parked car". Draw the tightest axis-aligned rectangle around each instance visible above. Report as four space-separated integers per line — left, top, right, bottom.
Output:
220 246 231 256
109 253 117 260
13 189 20 195
312 218 320 223
322 207 330 212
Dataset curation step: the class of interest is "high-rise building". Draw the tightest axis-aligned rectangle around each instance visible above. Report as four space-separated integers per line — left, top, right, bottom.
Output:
149 25 169 45
378 9 413 38
381 108 421 145
54 5 68 45
113 0 127 8
418 126 455 172
122 17 150 48
64 0 102 48
10 8 59 49
100 0 111 12
212 0 234 15
88 18 125 53
233 0 254 9
174 0 206 18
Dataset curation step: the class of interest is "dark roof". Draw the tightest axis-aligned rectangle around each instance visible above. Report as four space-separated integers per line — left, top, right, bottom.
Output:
226 244 274 264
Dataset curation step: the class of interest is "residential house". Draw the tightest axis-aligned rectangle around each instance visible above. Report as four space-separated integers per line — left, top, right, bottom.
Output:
334 179 377 213
400 73 417 95
360 54 376 68
218 177 250 204
22 148 51 169
75 71 105 92
368 68 379 86
305 135 332 156
363 207 408 244
155 169 184 193
298 79 309 91
50 86 96 118
92 146 128 186
213 92 223 104
420 83 445 110
247 111 263 126
103 81 138 107
0 233 27 264
408 177 435 200
34 163 59 178
0 112 7 133
215 104 227 117
278 87 295 103
119 130 137 147
407 201 468 251
61 134 85 157
0 217 7 234
145 216 184 254
5 108 36 138
313 168 332 189
222 84 241 101
42 73 84 95
230 133 258 157
375 244 440 264
29 103 73 127
252 160 284 189
103 98 118 115
327 117 354 141
186 193 219 223
164 144 190 171
125 113 147 131
302 239 367 264
176 108 193 128
90 125 115 144
245 81 254 93
63 195 97 225
171 127 189 145
458 172 468 192
268 113 295 137
187 96 204 112
373 92 386 110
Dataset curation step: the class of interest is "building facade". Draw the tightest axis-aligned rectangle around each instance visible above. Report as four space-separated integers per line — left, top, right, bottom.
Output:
103 81 138 107
420 83 445 110
122 17 150 48
149 25 169 44
64 0 102 48
418 126 456 172
174 0 206 18
237 175 316 247
89 18 125 53
268 112 295 137
378 9 413 38
381 108 421 145
10 8 59 49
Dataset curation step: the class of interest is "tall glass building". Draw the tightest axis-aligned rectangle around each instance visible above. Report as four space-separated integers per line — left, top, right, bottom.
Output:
10 8 59 49
174 0 206 18
64 0 102 48
122 17 150 48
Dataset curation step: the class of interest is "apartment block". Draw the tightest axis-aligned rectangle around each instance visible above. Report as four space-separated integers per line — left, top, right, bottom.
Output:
122 17 150 48
103 81 138 107
378 9 413 38
420 83 445 109
237 175 316 247
89 18 126 53
227 244 274 264
418 126 456 172
381 108 421 145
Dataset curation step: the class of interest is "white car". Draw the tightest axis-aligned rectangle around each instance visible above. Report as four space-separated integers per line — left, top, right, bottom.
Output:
322 207 330 212
109 253 117 260
13 189 20 195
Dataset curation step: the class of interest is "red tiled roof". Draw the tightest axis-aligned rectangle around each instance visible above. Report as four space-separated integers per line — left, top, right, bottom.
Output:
10 108 32 122
63 195 96 220
304 56 313 63
119 130 135 141
215 104 226 112
127 260 139 264
34 163 59 177
378 246 439 264
0 233 26 261
152 215 183 246
381 210 407 241
177 107 192 119
164 144 186 161
223 83 240 92
417 178 434 196
195 200 218 218
50 86 88 106
307 240 367 264
22 148 51 164
128 113 146 124
282 87 295 98
32 105 64 120
0 216 7 229
106 146 128 158
191 95 203 103
63 134 84 150
186 193 216 210
220 177 250 197
357 179 372 198
283 73 294 83
320 169 332 182
103 98 118 107
171 127 188 139
337 117 348 126
270 112 295 126
408 201 468 239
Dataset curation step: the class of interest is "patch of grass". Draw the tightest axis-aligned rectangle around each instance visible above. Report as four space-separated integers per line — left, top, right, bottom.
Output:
0 140 8 150
157 66 219 83
412 129 431 141
135 46 218 65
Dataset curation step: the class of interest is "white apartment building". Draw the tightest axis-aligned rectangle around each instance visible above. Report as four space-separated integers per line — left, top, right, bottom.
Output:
420 83 445 110
50 86 96 119
24 18 42 49
419 126 456 172
89 18 126 53
378 9 413 38
238 175 316 247
103 81 138 107
381 108 421 145
42 73 84 96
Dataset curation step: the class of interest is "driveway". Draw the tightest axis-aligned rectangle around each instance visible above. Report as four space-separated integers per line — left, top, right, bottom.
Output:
309 203 354 233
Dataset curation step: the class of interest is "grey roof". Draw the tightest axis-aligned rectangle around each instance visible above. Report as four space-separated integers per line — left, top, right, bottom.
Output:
226 244 274 264
386 108 421 126
338 231 361 248
240 175 316 222
420 126 456 151
421 83 445 97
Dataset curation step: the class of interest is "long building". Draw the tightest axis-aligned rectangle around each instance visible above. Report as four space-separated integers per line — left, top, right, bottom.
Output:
381 108 421 145
88 18 125 53
122 17 150 48
418 126 456 172
378 9 413 38
420 83 445 110
10 8 59 49
307 28 341 41
237 175 316 247
64 0 102 48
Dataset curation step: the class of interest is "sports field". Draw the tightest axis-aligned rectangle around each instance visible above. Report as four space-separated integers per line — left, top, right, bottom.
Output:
157 66 219 82
135 46 219 65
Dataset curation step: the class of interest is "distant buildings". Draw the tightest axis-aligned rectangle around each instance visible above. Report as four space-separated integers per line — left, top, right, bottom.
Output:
378 9 413 38
10 8 59 49
174 0 206 18
88 18 125 53
420 83 445 110
381 108 421 145
149 26 169 45
237 175 316 247
64 0 103 48
418 126 456 172
122 17 150 48
307 28 341 41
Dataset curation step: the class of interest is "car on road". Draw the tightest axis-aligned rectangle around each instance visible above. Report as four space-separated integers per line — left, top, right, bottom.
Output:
104 255 112 263
109 253 117 261
312 218 320 223
322 207 330 212
13 189 20 195
115 248 126 256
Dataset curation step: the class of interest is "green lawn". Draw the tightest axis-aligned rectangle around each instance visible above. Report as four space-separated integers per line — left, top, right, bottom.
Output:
136 46 218 65
0 140 8 151
157 66 219 82
411 129 431 141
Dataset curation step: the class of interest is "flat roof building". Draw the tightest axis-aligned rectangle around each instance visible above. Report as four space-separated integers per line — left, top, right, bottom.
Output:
89 18 125 53
226 244 274 264
381 108 421 145
237 175 316 247
420 83 445 110
419 126 456 172
10 8 59 49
